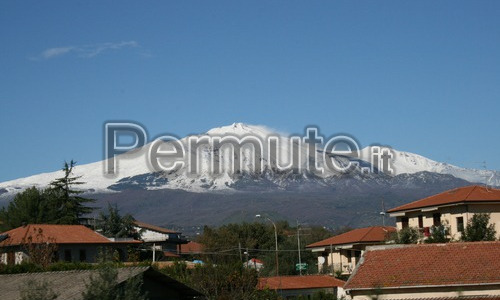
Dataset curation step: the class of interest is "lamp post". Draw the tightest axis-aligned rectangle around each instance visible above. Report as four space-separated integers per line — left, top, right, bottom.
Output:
255 214 279 277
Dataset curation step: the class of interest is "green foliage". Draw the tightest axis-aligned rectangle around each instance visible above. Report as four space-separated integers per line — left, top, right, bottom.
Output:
425 225 449 243
161 262 273 300
462 213 497 241
49 160 95 224
0 160 95 230
19 279 58 300
0 187 59 230
0 261 95 274
81 264 148 300
160 222 333 299
96 203 140 239
393 227 420 244
198 221 331 276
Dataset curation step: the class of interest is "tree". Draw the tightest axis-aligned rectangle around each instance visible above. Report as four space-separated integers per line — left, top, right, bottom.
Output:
0 187 61 231
21 227 58 268
96 204 140 239
461 213 497 242
81 264 148 300
49 160 95 224
425 225 449 243
19 279 58 300
392 227 420 244
0 161 95 230
162 262 276 300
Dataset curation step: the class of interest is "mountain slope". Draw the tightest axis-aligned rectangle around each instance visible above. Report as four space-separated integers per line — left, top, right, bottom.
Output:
0 123 498 198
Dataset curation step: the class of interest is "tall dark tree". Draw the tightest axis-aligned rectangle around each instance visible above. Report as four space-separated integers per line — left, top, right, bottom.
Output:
49 160 95 224
97 204 140 239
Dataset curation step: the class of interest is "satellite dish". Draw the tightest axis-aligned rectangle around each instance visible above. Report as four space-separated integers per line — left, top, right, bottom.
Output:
318 257 325 264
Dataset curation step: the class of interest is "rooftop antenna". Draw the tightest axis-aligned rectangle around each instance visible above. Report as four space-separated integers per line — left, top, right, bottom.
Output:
379 199 386 226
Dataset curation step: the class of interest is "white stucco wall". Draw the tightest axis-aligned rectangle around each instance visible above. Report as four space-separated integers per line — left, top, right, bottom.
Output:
394 203 500 240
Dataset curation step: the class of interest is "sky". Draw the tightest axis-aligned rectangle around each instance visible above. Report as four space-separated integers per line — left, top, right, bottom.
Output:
0 1 499 182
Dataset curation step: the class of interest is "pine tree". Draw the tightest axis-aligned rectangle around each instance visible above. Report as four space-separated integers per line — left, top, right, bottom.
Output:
97 204 140 239
49 160 95 224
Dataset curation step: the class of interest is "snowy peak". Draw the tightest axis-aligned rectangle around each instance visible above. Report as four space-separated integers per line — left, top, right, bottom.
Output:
206 123 278 138
0 123 498 197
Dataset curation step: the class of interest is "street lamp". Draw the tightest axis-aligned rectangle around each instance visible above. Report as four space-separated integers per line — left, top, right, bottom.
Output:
255 214 279 277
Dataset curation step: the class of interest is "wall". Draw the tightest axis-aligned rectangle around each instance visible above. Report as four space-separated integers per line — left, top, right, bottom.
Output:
395 203 500 240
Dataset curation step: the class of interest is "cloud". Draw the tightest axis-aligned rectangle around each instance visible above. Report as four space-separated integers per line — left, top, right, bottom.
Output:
40 46 75 59
33 41 139 60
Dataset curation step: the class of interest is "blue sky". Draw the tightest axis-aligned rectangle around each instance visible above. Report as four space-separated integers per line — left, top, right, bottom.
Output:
0 1 499 182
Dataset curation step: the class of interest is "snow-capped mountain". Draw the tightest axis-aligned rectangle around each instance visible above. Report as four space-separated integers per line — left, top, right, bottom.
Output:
0 123 498 198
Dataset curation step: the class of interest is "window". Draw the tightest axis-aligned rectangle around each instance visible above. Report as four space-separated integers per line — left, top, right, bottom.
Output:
346 250 352 263
418 215 424 228
79 249 87 262
457 217 464 233
433 213 441 226
401 217 409 229
64 249 72 262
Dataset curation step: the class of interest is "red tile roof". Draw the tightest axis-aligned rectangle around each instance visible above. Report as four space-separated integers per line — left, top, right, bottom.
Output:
163 251 180 258
249 258 264 264
388 185 500 213
258 275 345 290
180 241 203 254
306 226 396 248
134 221 179 234
0 224 140 246
344 241 500 290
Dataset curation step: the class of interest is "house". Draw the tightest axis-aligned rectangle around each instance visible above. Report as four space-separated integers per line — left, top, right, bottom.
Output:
344 241 500 299
134 221 188 260
258 275 346 299
0 266 205 300
387 185 500 240
244 258 264 271
0 224 141 265
179 241 204 256
306 226 396 275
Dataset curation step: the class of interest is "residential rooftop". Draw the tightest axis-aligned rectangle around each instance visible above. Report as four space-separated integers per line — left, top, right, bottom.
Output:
344 241 500 291
180 241 203 254
0 224 141 246
306 226 396 248
257 275 345 290
0 266 203 300
134 220 179 234
388 185 500 213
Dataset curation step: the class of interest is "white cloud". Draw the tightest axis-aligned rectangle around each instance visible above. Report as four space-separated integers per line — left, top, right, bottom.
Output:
41 46 75 59
33 41 139 60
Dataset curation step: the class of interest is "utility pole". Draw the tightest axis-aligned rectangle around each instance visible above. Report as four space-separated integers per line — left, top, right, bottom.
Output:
297 220 302 275
238 242 243 262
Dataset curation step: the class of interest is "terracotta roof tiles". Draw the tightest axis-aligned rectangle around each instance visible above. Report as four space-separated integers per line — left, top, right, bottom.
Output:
257 275 345 290
388 185 500 213
306 226 396 248
344 241 500 290
0 224 140 246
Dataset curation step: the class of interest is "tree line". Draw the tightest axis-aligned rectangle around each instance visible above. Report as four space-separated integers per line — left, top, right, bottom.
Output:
0 161 94 230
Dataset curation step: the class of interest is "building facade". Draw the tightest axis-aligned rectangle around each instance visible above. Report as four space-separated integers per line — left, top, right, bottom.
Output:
0 224 141 265
306 226 396 275
388 185 500 240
